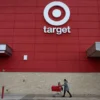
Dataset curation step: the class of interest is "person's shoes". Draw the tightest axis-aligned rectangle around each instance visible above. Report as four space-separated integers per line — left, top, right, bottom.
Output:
62 95 65 97
69 95 72 98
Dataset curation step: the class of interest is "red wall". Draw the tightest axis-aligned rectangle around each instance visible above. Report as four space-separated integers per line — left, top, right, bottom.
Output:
0 0 100 72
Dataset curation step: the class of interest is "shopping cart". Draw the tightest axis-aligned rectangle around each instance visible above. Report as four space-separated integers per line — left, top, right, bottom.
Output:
51 86 63 97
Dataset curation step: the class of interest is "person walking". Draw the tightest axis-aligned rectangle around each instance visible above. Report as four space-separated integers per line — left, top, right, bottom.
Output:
62 79 72 97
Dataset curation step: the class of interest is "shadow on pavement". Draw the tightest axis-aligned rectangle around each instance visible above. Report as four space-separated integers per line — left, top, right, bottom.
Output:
19 94 35 100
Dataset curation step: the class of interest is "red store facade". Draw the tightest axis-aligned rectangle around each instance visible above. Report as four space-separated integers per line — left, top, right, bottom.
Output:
0 0 100 72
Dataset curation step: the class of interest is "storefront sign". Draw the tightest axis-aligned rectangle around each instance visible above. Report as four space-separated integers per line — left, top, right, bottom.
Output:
43 1 71 35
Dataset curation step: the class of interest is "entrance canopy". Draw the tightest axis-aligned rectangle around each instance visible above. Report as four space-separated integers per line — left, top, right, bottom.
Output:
0 44 12 57
87 42 100 57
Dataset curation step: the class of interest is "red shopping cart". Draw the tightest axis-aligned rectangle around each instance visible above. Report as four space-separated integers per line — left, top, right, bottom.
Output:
51 86 63 97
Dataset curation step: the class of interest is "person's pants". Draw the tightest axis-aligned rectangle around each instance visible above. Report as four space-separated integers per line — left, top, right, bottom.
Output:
63 90 72 97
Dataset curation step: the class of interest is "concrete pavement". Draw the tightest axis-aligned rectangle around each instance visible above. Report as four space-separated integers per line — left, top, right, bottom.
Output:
0 94 100 100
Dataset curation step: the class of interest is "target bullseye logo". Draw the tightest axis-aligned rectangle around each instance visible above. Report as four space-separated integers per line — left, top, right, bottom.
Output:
43 1 71 35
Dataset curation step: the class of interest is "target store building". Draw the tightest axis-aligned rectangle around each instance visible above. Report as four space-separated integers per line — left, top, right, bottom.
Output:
0 0 100 96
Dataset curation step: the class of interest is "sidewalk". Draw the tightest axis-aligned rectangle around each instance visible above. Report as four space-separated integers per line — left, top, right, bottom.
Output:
0 94 100 100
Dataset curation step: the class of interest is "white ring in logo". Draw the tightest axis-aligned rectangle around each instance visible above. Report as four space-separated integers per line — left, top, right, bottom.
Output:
43 1 70 26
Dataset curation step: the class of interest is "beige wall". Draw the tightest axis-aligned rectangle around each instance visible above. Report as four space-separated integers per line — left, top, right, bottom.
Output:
0 73 100 95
